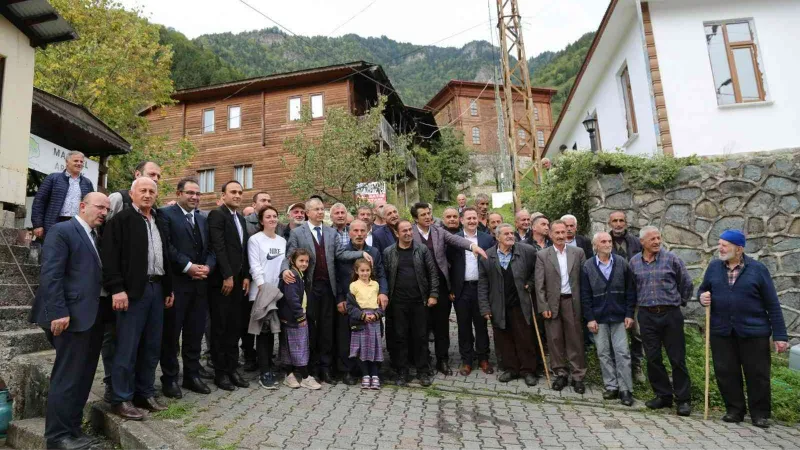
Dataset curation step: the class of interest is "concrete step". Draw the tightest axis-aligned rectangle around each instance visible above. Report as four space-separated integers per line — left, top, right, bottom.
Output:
90 402 196 449
0 329 49 363
0 307 36 333
6 417 112 450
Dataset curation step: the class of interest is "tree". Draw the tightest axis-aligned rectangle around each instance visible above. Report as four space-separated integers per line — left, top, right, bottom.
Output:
34 0 195 192
414 128 476 201
282 96 404 207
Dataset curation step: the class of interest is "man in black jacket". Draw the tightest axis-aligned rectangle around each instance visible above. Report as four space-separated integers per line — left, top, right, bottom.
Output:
207 181 251 391
102 177 173 420
383 220 438 387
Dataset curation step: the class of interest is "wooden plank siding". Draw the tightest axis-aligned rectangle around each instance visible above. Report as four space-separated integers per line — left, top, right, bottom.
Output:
144 80 352 211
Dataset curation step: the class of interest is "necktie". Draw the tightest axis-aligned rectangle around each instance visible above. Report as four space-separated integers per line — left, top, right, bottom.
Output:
186 212 194 226
314 226 322 244
90 229 98 247
233 213 243 243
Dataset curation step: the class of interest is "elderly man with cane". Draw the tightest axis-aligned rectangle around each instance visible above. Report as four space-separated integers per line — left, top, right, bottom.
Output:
698 229 789 428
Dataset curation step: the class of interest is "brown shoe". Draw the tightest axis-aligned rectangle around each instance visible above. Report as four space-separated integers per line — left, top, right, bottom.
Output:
133 396 167 412
458 364 472 376
112 401 144 420
479 360 494 374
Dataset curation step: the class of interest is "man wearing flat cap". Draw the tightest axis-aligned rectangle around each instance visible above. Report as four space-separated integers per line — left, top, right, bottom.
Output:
698 229 789 428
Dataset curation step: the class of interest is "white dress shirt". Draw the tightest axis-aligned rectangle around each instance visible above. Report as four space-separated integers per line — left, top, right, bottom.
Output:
463 231 479 281
416 225 430 241
555 245 571 294
228 206 244 244
179 204 196 273
307 221 324 244
75 215 106 296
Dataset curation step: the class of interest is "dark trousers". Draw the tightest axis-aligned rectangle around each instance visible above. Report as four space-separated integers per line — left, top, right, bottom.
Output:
639 307 691 402
429 273 451 361
256 332 275 374
544 295 586 380
240 298 256 362
101 324 116 390
111 282 163 403
160 286 207 383
494 305 539 375
711 333 771 419
209 276 244 375
454 281 489 365
390 300 429 372
44 319 104 444
335 306 356 374
308 280 335 371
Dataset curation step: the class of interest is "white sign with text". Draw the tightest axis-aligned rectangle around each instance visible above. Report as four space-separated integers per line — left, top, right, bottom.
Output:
28 134 99 186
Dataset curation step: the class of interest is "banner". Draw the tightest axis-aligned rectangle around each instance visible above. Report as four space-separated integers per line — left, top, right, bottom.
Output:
356 181 387 204
28 134 100 187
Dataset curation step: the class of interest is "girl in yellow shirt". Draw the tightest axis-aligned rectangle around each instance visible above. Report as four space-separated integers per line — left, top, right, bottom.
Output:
346 258 385 389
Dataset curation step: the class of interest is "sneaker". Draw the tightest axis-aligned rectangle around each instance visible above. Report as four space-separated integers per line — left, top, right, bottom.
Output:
301 376 322 390
370 376 381 390
361 376 371 389
283 372 300 389
259 372 278 390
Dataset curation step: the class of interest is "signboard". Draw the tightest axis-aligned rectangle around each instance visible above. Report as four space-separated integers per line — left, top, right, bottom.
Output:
356 181 387 204
492 191 514 208
28 134 100 187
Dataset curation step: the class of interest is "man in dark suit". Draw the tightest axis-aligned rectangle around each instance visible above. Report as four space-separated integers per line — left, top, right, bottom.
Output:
561 214 594 259
514 209 533 245
157 177 215 398
30 192 109 450
280 198 370 383
334 219 388 384
102 177 174 420
31 151 94 240
207 181 252 391
371 203 399 256
449 207 495 376
410 202 487 376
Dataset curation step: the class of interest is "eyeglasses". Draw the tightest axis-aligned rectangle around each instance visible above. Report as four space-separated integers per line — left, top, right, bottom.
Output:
182 191 200 197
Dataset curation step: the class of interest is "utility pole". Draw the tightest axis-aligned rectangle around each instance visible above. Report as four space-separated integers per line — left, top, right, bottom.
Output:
496 0 541 211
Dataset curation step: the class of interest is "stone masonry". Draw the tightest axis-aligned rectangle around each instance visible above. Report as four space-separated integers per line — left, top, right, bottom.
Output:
587 150 800 339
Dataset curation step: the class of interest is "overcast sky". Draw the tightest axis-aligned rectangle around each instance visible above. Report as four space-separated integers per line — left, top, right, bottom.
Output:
119 0 609 54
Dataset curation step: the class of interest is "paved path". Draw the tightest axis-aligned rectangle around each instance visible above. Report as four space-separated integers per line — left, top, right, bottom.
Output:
140 313 800 449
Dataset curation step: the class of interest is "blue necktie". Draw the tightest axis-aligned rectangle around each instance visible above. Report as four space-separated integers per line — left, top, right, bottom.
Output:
314 226 322 244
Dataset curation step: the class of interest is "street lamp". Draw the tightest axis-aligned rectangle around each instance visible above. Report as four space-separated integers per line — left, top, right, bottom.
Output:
582 113 599 153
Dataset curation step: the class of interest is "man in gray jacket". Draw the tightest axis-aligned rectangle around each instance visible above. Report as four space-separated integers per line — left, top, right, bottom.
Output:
478 223 539 386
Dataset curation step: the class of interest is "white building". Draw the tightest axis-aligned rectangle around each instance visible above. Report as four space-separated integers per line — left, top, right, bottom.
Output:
0 1 76 210
545 0 800 159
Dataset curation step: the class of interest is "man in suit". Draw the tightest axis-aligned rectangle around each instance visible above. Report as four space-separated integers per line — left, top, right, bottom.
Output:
560 214 593 259
31 150 94 240
478 223 539 386
334 219 388 384
107 161 161 218
410 202 487 376
207 181 252 391
102 177 174 420
280 197 369 383
535 219 587 393
449 207 495 376
441 207 461 234
371 203 400 256
30 192 109 450
514 209 532 245
158 177 215 399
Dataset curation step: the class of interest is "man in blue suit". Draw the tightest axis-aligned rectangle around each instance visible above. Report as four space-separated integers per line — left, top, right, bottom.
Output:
31 151 94 240
30 192 110 450
448 207 495 376
158 177 216 399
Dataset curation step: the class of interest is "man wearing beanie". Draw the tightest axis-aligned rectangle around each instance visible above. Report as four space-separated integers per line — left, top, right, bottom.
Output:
698 229 789 428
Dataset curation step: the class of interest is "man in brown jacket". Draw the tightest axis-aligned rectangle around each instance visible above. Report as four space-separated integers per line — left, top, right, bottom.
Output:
534 219 587 393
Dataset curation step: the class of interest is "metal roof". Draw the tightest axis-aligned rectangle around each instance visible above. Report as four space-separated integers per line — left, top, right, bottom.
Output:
1 0 77 48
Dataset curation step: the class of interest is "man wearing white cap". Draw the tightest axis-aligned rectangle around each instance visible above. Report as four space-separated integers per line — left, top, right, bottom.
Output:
698 229 789 428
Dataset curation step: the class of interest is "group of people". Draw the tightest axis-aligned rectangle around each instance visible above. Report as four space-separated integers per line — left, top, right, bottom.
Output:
29 151 790 450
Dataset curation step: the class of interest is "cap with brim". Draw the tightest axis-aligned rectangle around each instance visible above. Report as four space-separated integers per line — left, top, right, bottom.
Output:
287 202 305 214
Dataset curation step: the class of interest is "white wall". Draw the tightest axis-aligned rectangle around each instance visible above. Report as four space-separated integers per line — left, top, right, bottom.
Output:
562 18 658 156
651 0 800 157
0 15 36 207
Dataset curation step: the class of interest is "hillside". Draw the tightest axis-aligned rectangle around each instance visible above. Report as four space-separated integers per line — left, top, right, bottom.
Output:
161 27 594 117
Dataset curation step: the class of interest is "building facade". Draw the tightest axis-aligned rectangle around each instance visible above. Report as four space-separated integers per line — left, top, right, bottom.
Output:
546 0 800 159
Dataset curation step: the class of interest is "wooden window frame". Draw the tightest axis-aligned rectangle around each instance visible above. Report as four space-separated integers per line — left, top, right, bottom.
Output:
536 130 545 148
517 129 526 146
619 65 638 138
310 93 325 119
472 126 481 145
234 165 253 189
708 20 766 104
534 106 539 121
202 108 215 134
197 169 215 193
227 105 241 130
288 96 302 122
469 100 479 117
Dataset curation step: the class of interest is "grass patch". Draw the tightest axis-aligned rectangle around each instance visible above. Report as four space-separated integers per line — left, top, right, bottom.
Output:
151 401 195 420
187 424 210 438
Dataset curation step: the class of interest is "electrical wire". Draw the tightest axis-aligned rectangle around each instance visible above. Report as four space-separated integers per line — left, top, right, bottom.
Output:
329 0 379 35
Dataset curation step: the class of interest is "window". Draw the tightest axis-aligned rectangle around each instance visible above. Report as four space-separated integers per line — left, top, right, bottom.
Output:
470 100 478 116
517 129 526 146
311 94 324 118
202 109 214 133
704 20 766 105
537 130 545 148
234 165 253 189
472 127 481 144
198 169 215 193
228 105 241 129
289 97 302 121
619 65 638 138
534 106 539 121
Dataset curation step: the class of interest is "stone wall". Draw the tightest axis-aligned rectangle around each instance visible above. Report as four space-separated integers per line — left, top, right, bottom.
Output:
587 150 800 339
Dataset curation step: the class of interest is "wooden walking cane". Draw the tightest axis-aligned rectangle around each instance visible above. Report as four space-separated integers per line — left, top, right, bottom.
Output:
530 294 552 388
704 303 711 420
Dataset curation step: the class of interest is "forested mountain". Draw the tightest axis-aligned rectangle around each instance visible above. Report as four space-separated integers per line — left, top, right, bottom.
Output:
160 26 594 118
